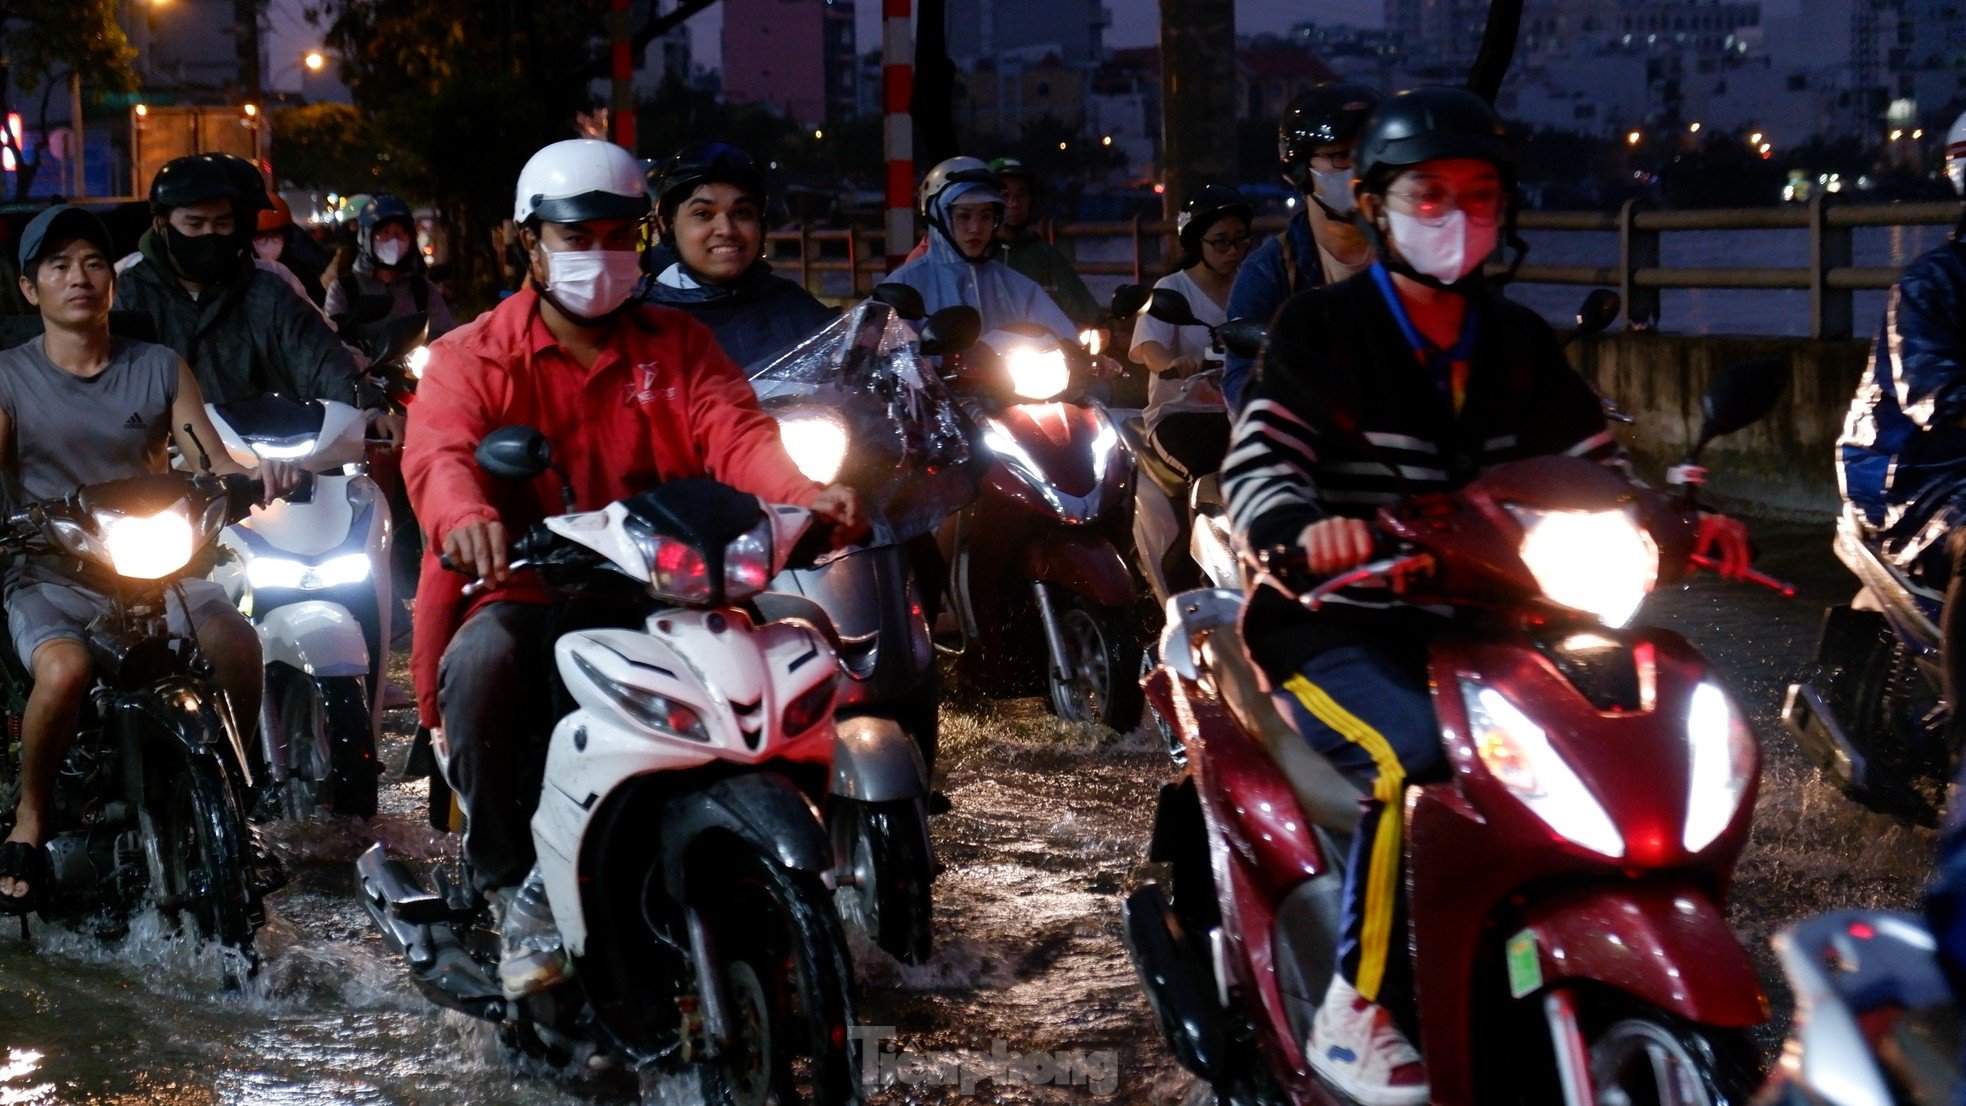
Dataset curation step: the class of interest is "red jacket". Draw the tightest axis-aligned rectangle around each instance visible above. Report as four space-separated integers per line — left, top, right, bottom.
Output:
403 288 820 725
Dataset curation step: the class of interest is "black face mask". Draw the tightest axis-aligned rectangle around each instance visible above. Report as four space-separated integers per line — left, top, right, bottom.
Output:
166 226 248 285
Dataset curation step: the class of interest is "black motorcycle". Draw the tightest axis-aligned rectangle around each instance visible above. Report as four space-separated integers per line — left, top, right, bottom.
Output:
0 469 287 959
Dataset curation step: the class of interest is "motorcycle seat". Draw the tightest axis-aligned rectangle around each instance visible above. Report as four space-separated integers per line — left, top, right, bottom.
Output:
1119 415 1192 499
1198 631 1364 836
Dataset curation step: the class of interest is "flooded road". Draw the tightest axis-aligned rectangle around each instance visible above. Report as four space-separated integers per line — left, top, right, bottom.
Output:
0 520 1937 1104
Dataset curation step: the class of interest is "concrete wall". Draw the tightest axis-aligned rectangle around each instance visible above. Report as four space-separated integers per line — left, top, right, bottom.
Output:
1576 332 1870 520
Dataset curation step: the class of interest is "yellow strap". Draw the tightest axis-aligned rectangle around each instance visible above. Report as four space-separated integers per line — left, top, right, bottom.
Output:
1282 673 1407 1002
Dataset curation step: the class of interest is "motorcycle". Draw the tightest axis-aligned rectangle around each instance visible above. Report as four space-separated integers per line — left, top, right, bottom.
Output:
206 395 392 820
1757 909 1957 1106
1124 356 1794 1105
0 467 296 959
357 427 860 1099
748 296 984 964
929 305 1142 730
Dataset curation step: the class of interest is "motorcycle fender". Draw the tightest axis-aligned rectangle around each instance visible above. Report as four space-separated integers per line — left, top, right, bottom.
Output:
259 600 370 679
1515 882 1768 1028
1017 532 1133 609
658 773 834 896
113 676 249 789
830 714 927 802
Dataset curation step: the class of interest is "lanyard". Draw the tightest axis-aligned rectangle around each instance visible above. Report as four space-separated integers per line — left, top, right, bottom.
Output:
1368 262 1477 408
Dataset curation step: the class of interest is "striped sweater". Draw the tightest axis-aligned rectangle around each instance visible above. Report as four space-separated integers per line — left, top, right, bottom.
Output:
1227 268 1618 677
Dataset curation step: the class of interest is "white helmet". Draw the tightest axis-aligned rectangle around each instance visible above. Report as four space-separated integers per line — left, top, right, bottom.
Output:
513 139 651 225
1948 111 1966 197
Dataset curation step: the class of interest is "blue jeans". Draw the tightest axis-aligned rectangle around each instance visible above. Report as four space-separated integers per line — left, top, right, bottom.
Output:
1271 642 1445 1006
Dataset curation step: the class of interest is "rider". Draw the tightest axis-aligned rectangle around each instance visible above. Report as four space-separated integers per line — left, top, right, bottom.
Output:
0 206 301 911
1132 183 1252 474
1223 81 1383 408
1838 108 1966 747
989 157 1103 328
644 141 836 368
252 193 333 307
323 193 457 339
113 155 396 439
1223 88 1752 1104
403 138 866 998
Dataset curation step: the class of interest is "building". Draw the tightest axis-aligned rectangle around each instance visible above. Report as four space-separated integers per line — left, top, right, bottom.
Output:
953 52 1088 138
721 0 856 127
946 0 1108 68
127 0 255 93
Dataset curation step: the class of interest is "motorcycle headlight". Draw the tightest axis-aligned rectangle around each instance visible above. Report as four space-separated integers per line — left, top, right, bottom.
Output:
776 409 849 485
981 418 1067 514
572 653 709 742
246 552 371 591
1462 680 1625 859
1005 346 1070 401
1079 327 1104 357
723 522 775 602
1089 408 1121 483
250 438 320 461
1510 506 1658 629
98 508 195 580
1684 681 1756 852
641 533 714 605
408 345 431 380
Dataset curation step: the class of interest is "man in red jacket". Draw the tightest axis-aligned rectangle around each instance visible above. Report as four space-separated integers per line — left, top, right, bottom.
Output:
404 139 863 997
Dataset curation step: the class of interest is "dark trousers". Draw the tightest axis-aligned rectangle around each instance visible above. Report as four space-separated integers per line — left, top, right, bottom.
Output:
1270 641 1445 1007
1151 410 1231 478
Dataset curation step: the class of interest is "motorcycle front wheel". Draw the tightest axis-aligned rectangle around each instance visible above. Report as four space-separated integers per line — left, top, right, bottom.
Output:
264 673 377 820
830 798 933 964
1587 1017 1759 1106
138 745 261 964
1044 592 1144 732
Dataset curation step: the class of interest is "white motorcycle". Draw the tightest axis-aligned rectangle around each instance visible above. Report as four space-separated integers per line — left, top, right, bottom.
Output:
207 395 390 819
358 427 859 1099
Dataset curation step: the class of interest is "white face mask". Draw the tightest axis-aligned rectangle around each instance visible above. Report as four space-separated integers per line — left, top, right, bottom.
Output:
1311 168 1356 216
543 248 643 318
1385 208 1498 285
374 239 408 266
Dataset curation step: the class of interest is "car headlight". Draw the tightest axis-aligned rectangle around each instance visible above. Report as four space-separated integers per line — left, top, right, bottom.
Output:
99 509 194 580
1684 681 1755 852
246 552 371 591
723 521 775 601
1462 680 1625 859
1005 346 1070 401
1511 506 1658 628
776 409 849 484
407 345 431 380
250 438 319 460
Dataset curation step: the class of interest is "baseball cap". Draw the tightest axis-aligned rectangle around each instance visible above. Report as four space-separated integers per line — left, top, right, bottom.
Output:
18 205 113 269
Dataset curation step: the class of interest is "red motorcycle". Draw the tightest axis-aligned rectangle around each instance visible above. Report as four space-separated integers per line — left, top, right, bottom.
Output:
1125 357 1792 1105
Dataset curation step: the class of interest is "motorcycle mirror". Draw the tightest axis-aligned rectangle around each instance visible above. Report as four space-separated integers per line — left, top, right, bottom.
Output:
872 282 927 321
1694 356 1791 453
1109 283 1150 320
1217 318 1269 361
475 425 554 481
1574 288 1621 339
919 305 982 357
1147 287 1203 328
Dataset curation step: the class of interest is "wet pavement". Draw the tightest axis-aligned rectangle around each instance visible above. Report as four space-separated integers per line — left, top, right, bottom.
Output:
0 518 1935 1104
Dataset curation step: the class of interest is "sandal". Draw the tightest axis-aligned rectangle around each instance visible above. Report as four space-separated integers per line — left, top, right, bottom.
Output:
0 840 49 916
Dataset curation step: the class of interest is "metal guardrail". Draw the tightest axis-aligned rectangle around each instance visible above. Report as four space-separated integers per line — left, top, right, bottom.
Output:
766 197 1962 339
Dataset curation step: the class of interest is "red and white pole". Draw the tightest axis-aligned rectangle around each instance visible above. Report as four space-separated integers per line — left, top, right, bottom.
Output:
882 0 914 271
610 0 636 151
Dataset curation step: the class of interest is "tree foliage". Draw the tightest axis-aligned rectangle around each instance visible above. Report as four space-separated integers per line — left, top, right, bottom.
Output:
0 0 138 198
270 102 376 195
311 0 608 305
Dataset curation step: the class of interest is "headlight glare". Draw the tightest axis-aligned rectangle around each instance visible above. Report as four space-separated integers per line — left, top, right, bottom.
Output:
1511 506 1658 628
99 509 195 580
1684 681 1755 852
1463 680 1625 859
776 409 849 484
1005 346 1070 400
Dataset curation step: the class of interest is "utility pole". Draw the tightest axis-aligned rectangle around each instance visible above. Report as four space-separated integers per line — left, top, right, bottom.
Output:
1157 0 1235 222
235 0 263 100
611 0 635 150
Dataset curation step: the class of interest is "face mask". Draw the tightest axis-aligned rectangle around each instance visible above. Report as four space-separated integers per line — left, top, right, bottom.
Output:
252 234 284 263
1385 208 1498 285
542 248 643 319
373 239 408 267
1311 168 1356 216
167 226 247 285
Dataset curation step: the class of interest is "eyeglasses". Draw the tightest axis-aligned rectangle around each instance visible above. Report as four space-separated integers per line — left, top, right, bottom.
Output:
1202 233 1253 252
1385 185 1507 227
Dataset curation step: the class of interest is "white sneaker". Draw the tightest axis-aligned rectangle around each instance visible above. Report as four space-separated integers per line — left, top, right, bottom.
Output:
495 872 572 999
1307 975 1430 1106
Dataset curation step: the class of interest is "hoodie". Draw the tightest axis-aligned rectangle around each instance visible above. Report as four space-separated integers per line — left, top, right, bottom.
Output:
644 259 837 370
879 181 1078 341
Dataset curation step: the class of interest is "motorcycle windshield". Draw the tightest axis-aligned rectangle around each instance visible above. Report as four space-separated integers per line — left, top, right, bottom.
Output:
749 300 981 544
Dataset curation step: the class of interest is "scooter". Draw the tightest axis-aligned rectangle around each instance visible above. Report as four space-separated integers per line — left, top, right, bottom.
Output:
934 319 1142 730
1125 356 1793 1105
747 296 985 964
207 395 391 820
1757 909 1957 1106
358 428 860 1098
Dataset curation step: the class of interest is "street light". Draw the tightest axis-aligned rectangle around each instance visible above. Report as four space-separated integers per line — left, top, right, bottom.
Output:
1626 130 1641 146
1750 131 1764 145
1689 121 1702 133
303 51 326 72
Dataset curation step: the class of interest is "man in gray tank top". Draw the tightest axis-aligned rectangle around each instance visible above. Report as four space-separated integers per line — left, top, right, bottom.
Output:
0 206 302 912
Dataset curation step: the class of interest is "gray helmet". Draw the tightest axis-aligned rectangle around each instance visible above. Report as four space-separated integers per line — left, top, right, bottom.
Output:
917 156 1000 219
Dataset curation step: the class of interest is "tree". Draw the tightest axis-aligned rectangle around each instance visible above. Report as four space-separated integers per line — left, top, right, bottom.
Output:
270 102 377 195
0 0 137 199
314 0 610 307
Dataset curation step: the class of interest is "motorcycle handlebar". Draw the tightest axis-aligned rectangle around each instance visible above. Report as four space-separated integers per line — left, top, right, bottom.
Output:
1687 553 1797 597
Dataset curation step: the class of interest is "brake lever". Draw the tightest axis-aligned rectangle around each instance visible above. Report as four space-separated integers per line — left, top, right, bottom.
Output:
461 558 535 598
1687 553 1796 597
1296 553 1435 611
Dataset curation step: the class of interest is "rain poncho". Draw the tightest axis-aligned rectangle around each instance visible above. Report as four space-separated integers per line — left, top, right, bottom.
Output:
879 180 1078 343
645 259 836 370
749 298 981 544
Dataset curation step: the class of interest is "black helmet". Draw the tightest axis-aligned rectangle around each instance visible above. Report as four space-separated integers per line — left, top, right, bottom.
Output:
1279 82 1383 190
654 141 766 221
150 152 270 216
1176 184 1253 256
988 156 1036 183
1353 86 1513 195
